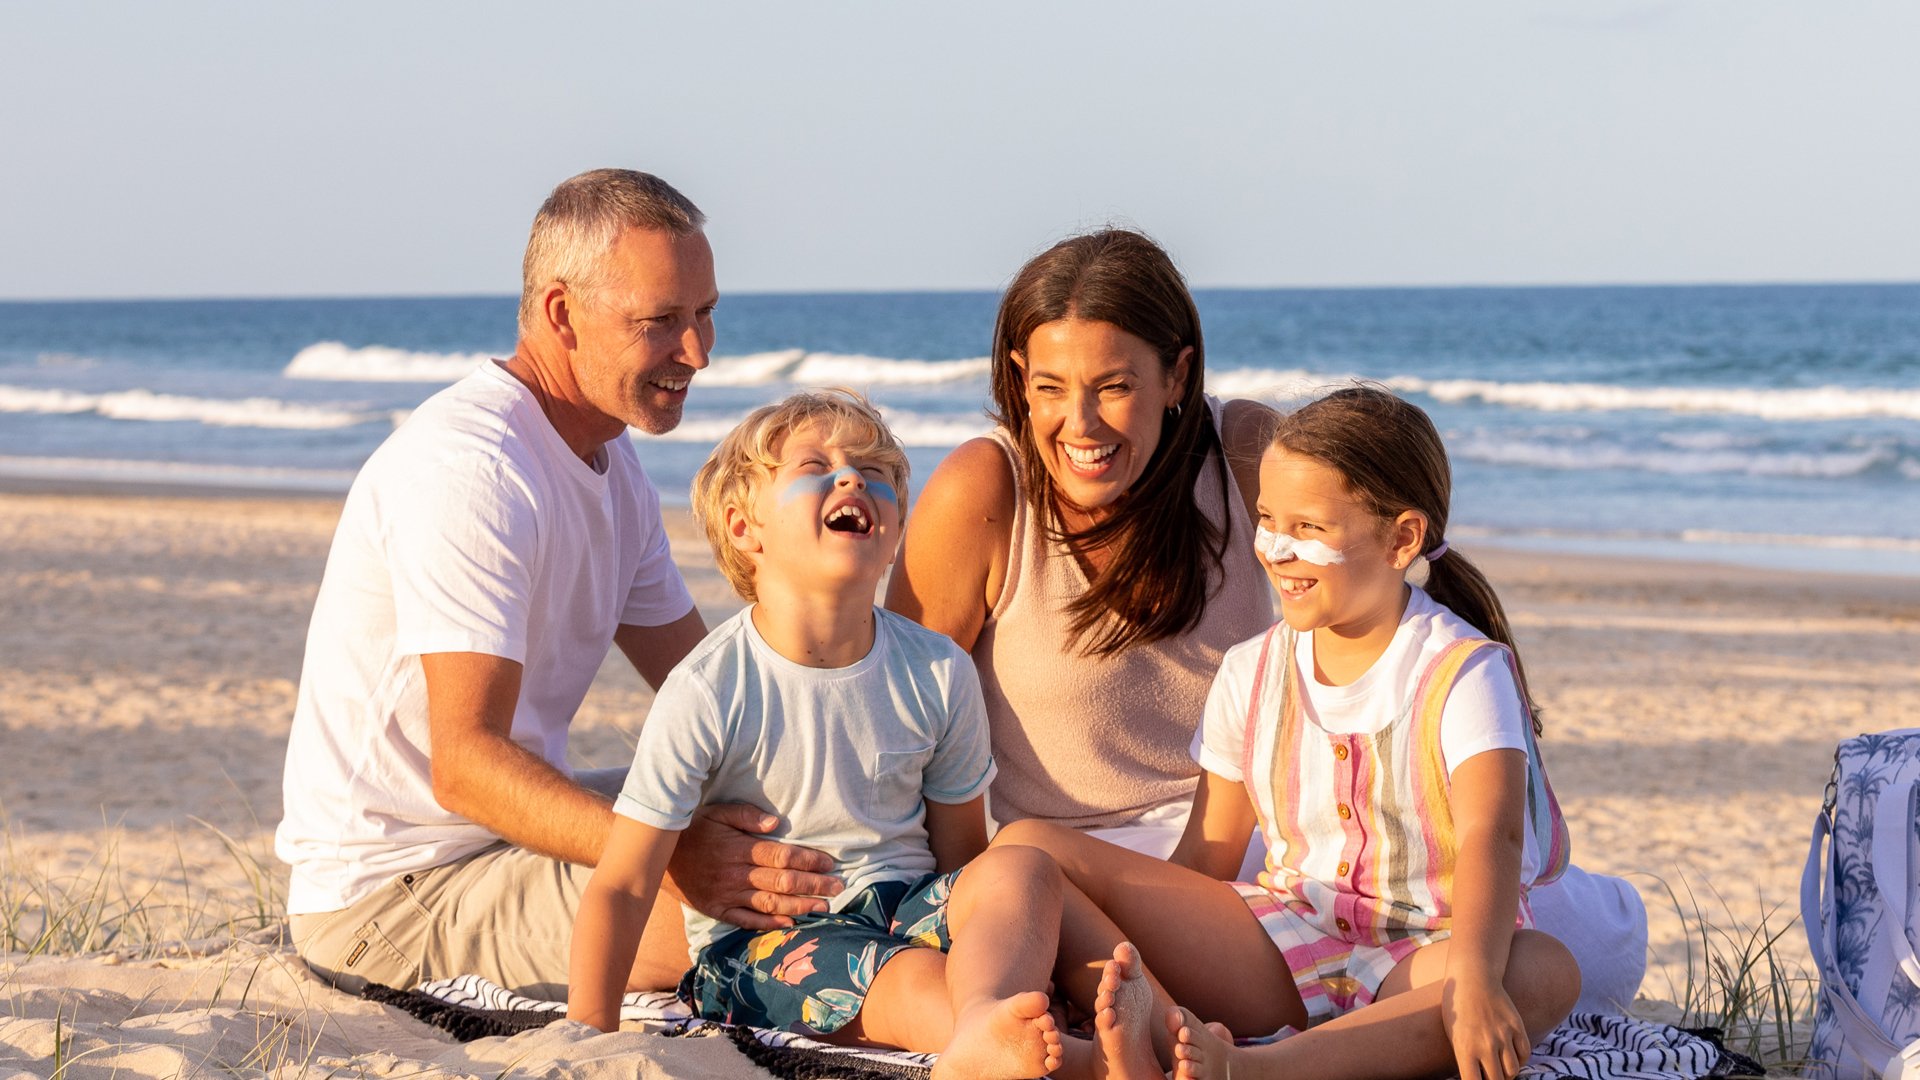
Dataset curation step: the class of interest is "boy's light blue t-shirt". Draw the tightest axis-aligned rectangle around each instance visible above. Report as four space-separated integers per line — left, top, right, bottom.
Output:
614 606 997 955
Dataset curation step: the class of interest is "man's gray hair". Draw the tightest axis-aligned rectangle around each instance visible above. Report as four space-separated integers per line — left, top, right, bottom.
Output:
518 169 706 335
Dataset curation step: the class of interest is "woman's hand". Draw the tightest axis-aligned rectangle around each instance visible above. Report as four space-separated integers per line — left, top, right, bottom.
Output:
662 803 843 930
1441 974 1533 1080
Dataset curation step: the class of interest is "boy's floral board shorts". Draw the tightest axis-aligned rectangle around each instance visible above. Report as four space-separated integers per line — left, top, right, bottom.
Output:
678 868 960 1034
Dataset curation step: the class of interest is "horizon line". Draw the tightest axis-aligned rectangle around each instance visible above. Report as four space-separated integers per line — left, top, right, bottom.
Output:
5 277 1920 305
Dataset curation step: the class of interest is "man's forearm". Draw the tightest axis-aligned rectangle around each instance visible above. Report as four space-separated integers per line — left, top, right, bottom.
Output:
433 730 614 865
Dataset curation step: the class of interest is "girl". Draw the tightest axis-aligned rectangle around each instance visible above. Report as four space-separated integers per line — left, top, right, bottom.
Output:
995 385 1581 1080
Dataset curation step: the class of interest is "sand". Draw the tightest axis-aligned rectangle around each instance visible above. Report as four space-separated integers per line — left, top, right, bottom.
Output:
3 488 1917 1077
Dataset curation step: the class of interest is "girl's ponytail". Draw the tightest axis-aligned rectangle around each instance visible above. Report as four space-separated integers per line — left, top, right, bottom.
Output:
1422 547 1543 734
1273 384 1544 734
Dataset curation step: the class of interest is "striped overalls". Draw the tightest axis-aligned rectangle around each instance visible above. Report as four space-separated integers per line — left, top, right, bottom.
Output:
1231 624 1571 1023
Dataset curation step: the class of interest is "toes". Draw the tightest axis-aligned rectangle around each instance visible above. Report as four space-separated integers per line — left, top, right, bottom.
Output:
1010 989 1053 1021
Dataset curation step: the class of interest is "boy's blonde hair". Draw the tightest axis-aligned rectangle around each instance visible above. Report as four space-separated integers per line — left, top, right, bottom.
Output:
692 388 911 601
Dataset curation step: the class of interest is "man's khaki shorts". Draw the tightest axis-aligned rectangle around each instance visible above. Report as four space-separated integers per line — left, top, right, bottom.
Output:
289 769 688 999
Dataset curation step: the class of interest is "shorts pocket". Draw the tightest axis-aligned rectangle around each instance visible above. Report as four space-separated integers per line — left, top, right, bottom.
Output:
870 745 934 821
310 916 416 993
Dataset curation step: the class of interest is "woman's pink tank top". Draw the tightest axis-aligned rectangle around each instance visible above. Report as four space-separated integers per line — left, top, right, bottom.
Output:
974 402 1274 828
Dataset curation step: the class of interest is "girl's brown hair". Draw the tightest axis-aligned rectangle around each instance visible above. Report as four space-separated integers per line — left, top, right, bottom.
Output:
987 228 1229 657
1271 385 1543 730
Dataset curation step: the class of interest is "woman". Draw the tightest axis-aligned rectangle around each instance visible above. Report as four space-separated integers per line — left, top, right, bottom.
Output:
885 228 1646 1013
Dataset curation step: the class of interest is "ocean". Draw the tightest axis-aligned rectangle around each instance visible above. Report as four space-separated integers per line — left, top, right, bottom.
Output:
3 285 1917 576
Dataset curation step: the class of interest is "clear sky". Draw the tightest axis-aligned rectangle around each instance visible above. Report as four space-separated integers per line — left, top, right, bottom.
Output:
4 1 1917 299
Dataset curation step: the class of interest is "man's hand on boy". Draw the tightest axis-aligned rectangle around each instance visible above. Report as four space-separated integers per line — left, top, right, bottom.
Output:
664 802 843 930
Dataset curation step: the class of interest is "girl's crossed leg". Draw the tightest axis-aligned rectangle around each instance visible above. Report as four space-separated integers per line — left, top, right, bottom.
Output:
1168 929 1579 1080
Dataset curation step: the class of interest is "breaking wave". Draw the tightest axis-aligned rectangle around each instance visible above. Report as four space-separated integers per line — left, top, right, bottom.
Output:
1206 367 1920 422
283 342 494 382
0 384 377 430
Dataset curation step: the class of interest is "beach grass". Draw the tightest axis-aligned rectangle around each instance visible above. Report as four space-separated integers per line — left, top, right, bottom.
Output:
0 817 284 960
1636 871 1819 1077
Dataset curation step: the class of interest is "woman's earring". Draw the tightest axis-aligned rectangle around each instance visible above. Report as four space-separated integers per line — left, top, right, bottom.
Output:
1167 402 1183 420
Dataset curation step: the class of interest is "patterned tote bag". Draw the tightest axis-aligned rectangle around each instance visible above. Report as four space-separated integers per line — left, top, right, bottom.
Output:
1802 728 1920 1079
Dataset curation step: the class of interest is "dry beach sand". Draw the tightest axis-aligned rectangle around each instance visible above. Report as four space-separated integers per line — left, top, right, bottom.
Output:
3 488 1917 1077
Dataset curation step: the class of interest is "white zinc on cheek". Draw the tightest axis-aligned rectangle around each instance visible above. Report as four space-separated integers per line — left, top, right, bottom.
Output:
1254 525 1346 566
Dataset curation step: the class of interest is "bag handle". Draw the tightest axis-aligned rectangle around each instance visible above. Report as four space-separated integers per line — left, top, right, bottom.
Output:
1870 769 1920 992
1804 800 1920 1078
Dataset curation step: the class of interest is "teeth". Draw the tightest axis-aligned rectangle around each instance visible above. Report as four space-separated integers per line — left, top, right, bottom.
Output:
826 505 870 531
1281 577 1315 591
652 378 689 391
1063 444 1118 466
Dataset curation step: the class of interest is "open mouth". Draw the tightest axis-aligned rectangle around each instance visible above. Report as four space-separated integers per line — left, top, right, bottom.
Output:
1061 443 1118 474
649 376 690 392
824 502 873 536
1276 575 1318 597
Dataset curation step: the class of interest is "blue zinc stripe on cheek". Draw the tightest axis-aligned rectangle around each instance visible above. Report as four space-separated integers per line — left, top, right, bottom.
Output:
777 466 897 508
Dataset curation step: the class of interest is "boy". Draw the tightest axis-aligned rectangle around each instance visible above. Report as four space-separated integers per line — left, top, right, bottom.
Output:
569 389 1102 1079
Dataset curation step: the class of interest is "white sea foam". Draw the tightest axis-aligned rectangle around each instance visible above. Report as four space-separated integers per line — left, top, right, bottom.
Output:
280 342 992 389
1203 367 1332 400
632 407 989 448
0 383 377 430
283 342 494 382
1676 529 1920 553
0 386 99 414
0 454 356 492
1386 375 1920 422
1449 434 1900 479
1206 365 1920 422
788 353 991 386
700 350 809 387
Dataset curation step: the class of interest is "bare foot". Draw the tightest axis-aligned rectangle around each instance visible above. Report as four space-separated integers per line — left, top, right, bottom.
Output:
933 990 1064 1080
1168 1006 1239 1080
1092 942 1162 1080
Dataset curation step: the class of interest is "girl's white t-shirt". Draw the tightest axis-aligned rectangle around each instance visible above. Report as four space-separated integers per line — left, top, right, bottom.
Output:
1193 585 1544 880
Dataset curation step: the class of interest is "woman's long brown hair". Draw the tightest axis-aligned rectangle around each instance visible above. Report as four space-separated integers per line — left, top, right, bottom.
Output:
987 229 1229 657
1271 386 1544 730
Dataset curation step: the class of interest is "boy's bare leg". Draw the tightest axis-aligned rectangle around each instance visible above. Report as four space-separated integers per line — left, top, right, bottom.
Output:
1169 930 1580 1080
842 845 1070 1080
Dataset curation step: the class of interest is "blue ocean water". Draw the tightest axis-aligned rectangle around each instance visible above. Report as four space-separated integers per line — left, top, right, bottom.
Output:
2 286 1917 575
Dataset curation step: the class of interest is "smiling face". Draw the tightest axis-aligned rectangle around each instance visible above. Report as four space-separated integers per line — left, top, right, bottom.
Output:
565 226 717 436
1256 445 1422 639
1015 318 1189 523
729 420 905 599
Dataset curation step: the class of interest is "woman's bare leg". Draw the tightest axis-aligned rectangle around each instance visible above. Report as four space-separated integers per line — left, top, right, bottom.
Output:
994 820 1304 1054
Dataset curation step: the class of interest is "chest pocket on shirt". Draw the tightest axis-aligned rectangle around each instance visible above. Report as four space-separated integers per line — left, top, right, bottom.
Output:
871 744 935 823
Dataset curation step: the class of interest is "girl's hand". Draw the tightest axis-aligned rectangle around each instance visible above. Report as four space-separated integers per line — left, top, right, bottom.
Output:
1441 975 1533 1080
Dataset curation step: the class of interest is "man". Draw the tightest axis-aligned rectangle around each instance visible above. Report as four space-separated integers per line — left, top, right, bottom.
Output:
275 169 840 998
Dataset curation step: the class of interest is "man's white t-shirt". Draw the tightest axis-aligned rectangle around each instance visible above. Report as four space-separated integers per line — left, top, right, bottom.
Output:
276 361 695 915
1193 585 1544 881
616 606 996 956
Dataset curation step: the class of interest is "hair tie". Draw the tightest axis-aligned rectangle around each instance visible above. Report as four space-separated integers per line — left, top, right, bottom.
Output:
1425 540 1449 562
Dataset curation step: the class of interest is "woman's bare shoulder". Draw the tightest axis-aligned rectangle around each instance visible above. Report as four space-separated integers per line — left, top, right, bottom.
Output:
1218 398 1276 511
915 436 1017 526
889 436 1018 647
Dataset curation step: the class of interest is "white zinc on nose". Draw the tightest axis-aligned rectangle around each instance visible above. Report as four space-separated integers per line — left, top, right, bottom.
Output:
1254 525 1345 566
